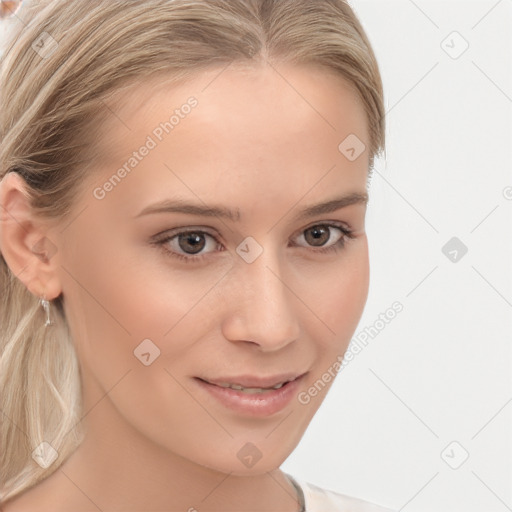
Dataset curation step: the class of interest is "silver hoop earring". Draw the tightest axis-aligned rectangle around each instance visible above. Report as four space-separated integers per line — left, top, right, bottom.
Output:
40 296 53 326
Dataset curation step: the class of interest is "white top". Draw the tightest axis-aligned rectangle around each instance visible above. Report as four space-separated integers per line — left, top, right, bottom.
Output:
286 473 396 512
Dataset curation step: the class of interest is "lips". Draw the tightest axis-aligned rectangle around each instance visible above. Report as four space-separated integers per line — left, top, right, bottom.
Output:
194 372 308 416
197 372 305 390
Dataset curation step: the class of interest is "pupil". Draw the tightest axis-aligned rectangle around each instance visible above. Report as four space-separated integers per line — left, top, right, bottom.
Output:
305 226 329 246
178 233 205 254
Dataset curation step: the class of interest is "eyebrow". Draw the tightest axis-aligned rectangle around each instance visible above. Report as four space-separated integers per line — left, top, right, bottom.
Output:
134 192 368 221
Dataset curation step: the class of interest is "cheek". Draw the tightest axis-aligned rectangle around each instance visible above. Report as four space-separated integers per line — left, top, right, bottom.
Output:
301 237 369 351
336 241 369 325
60 235 226 389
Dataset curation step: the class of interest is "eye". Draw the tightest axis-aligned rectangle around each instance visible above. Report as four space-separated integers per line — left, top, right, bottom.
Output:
292 223 354 254
152 222 355 264
153 230 222 263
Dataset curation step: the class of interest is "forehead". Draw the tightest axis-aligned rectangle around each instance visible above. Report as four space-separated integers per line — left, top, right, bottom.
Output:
81 63 369 219
93 62 368 164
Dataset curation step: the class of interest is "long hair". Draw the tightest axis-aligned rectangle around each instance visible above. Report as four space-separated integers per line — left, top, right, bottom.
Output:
0 0 385 502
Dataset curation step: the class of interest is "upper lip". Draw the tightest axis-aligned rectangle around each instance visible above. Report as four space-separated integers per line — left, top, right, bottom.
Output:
198 372 307 389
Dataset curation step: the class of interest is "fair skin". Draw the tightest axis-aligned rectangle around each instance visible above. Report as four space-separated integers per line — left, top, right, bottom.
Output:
0 63 370 511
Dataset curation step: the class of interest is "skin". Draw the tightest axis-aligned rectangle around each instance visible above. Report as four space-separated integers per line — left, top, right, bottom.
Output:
0 62 370 511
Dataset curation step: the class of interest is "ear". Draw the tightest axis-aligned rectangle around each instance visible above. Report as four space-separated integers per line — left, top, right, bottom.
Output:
0 171 62 301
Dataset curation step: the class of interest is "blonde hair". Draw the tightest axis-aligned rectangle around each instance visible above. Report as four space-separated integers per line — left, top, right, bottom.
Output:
0 0 385 502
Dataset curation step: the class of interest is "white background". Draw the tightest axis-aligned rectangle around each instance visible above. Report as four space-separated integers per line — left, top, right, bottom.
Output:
2 1 511 511
282 1 512 511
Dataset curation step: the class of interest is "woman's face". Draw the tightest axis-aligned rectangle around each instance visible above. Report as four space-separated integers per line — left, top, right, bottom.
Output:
51 63 370 474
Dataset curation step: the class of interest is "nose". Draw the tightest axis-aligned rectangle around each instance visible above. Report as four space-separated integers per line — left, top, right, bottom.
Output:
220 247 302 351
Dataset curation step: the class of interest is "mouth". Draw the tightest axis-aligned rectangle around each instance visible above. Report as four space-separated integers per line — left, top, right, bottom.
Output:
196 373 306 393
193 372 308 416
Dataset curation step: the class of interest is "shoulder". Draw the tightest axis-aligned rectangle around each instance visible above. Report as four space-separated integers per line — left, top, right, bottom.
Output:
286 473 396 512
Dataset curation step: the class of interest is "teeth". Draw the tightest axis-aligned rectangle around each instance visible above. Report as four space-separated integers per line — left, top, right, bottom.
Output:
213 381 288 392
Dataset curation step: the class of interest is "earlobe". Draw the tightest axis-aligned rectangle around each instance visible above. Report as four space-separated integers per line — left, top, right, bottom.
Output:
0 171 62 300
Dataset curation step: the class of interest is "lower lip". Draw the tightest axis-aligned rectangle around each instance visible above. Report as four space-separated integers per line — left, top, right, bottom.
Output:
194 375 306 417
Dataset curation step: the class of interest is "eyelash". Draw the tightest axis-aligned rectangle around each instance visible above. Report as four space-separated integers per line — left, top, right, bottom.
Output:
151 222 356 264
